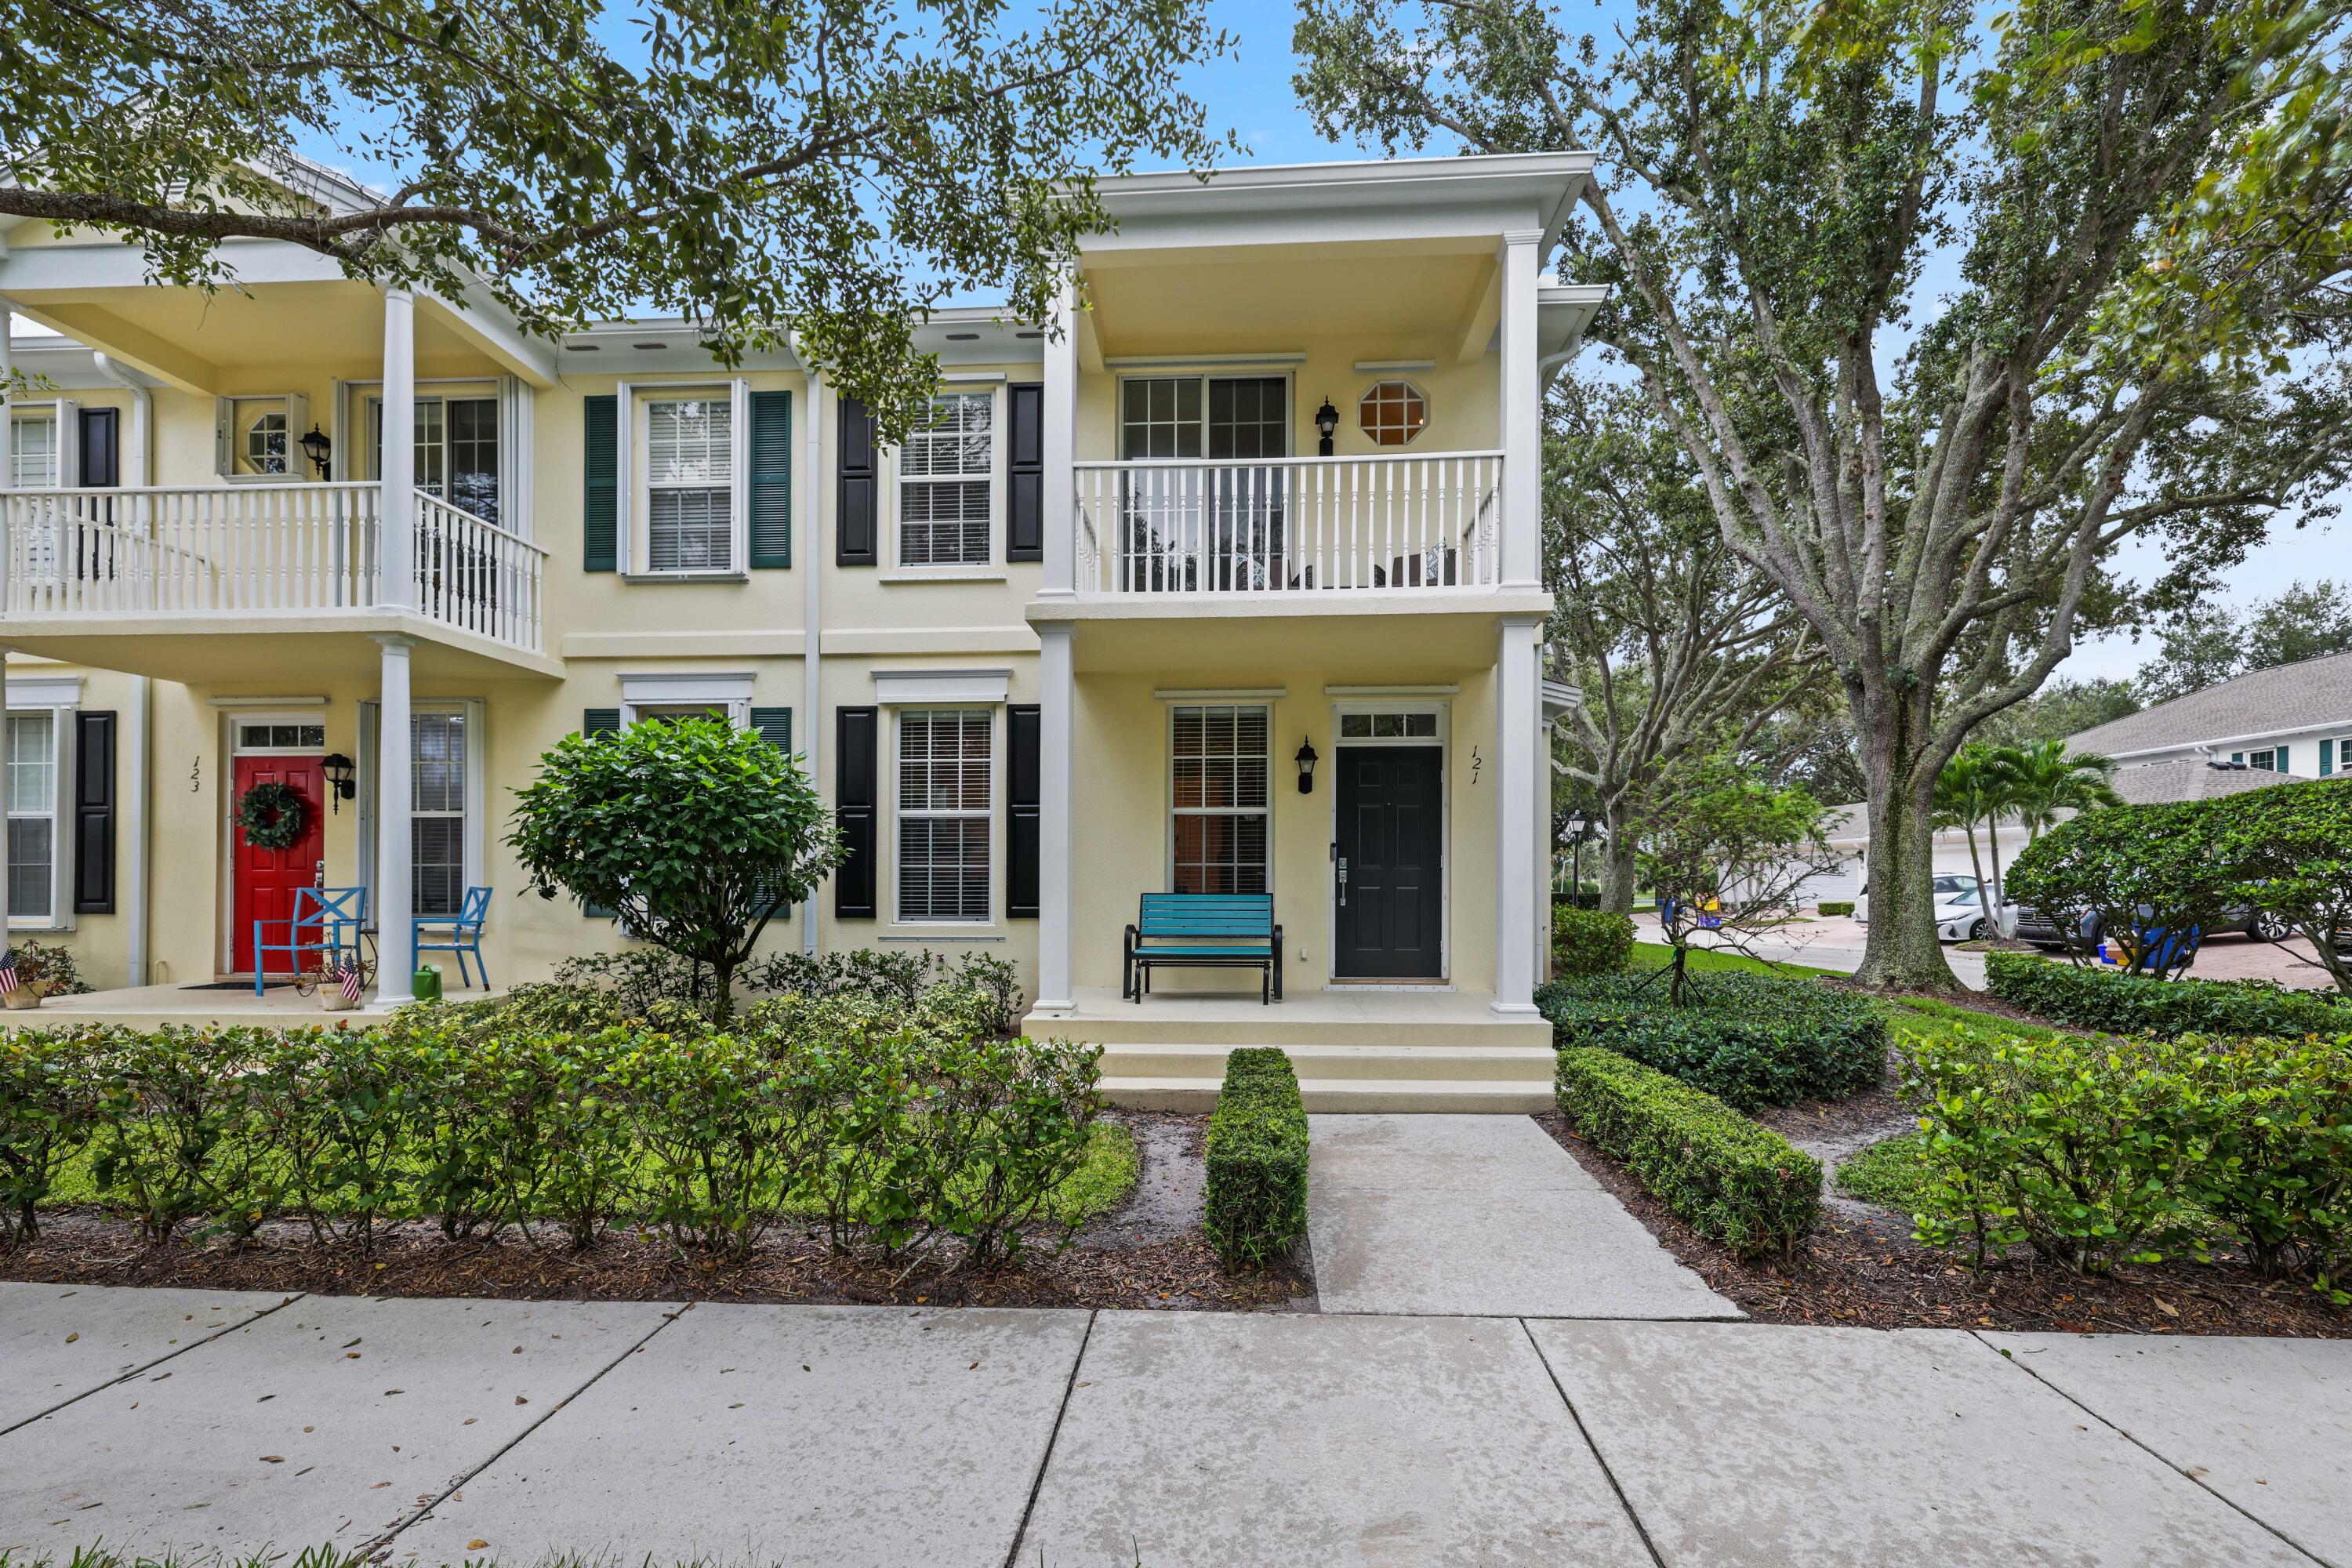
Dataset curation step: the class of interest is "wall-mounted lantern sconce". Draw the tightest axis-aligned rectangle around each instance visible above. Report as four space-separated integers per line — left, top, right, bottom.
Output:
299 424 333 480
1314 397 1340 456
1295 739 1319 795
321 753 357 811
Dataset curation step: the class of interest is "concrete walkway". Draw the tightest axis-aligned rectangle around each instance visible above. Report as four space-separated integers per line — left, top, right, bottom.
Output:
1632 915 1991 989
5 1283 2348 1566
1305 1114 1740 1319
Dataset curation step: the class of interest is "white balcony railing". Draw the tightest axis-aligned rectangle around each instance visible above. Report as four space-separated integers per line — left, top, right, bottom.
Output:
1074 452 1503 597
0 484 546 653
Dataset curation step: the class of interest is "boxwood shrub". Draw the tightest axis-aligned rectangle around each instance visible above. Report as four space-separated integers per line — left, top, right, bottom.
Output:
1538 971 1886 1109
1555 1046 1821 1258
1552 907 1635 978
1985 951 2352 1039
1818 900 1856 917
1203 1047 1308 1269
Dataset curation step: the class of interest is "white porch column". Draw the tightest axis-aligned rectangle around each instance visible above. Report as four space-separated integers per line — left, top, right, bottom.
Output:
2 302 16 491
1039 278 1079 600
1492 615 1543 1018
372 634 415 1003
377 288 416 611
1034 619 1076 1013
1496 230 1544 590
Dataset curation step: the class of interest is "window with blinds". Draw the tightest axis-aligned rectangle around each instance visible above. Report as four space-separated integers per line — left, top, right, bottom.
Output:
9 413 58 488
898 708 992 921
647 397 733 572
5 713 56 921
898 393 993 565
1171 704 1270 895
411 711 466 917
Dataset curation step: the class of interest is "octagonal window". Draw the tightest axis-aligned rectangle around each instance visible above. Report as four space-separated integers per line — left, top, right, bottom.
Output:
1357 380 1428 447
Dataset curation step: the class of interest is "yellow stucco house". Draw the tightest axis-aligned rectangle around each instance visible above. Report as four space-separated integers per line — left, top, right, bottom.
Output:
0 151 1597 1109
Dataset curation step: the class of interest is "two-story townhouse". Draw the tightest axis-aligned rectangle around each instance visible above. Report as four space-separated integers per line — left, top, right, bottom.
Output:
0 150 1601 1108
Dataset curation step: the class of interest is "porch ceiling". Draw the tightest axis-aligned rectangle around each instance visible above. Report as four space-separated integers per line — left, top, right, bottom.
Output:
1032 590 1554 677
1081 239 1499 362
0 614 564 684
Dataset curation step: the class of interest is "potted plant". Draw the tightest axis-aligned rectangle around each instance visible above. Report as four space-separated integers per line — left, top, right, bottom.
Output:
321 955 367 1012
2 941 82 1010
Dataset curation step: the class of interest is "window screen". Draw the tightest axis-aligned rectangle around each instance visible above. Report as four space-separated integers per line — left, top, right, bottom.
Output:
898 709 992 920
1171 705 1269 895
898 393 993 565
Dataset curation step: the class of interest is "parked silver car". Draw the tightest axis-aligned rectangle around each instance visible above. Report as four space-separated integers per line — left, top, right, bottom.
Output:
1854 874 2018 942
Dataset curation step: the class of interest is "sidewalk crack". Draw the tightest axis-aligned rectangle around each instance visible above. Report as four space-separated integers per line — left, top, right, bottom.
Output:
1003 1308 1098 1568
0 1290 307 1439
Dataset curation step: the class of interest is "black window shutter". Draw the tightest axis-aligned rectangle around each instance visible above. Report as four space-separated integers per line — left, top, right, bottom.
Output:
580 708 621 916
1007 382 1044 562
583 394 618 572
72 710 116 914
836 396 878 566
750 390 793 568
78 408 121 488
750 706 793 755
835 706 878 917
1007 702 1040 918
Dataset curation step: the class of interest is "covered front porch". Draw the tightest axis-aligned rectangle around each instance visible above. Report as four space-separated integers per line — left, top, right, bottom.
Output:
9 975 507 1030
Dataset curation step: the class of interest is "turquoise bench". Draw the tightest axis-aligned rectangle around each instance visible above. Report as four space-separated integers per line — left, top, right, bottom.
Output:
1124 892 1283 1004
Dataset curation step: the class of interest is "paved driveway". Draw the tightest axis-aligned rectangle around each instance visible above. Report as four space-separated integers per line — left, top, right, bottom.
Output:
5 1283 2347 1567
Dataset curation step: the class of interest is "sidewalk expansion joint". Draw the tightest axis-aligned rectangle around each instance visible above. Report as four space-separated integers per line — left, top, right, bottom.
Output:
1004 1307 1099 1568
363 1300 693 1560
1966 1328 2329 1567
0 1290 309 1439
1519 1316 1668 1568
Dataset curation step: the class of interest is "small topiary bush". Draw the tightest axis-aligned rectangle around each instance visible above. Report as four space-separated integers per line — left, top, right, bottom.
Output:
1985 951 2352 1039
1538 971 1886 1109
1817 900 1855 917
1552 907 1635 978
1203 1047 1308 1269
1555 1046 1821 1257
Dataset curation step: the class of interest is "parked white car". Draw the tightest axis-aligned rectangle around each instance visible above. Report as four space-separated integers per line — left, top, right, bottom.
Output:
1853 874 2017 942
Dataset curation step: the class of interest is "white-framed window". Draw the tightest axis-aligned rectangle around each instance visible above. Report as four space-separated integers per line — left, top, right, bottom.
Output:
213 394 308 480
646 395 733 571
368 392 503 524
1171 704 1271 895
1338 710 1438 739
1356 379 1429 446
2329 735 2349 778
9 412 59 488
234 720 328 752
412 710 467 918
5 712 59 924
898 392 994 566
897 708 992 922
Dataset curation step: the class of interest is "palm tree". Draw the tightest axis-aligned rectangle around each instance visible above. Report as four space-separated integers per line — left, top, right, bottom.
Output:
1931 745 2014 939
2002 739 2126 843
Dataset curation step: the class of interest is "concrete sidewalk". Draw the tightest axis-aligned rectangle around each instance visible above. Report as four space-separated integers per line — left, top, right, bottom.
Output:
5 1283 2347 1566
1632 915 1991 989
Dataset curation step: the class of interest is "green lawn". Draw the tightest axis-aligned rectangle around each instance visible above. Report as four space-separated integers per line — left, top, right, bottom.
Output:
34 1120 1141 1230
1624 942 1846 981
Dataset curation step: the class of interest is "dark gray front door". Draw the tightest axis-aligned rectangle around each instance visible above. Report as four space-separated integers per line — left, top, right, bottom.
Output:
1334 746 1443 978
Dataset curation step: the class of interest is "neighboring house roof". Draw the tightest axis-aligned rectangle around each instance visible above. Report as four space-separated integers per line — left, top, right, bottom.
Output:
2108 757 2300 804
2067 649 2352 758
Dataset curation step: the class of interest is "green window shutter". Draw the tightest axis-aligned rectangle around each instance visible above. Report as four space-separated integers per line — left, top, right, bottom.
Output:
581 708 621 917
583 395 618 572
2323 738 2335 776
750 390 793 568
750 706 793 755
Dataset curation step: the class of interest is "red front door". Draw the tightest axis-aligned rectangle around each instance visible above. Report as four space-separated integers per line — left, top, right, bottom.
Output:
232 755 326 976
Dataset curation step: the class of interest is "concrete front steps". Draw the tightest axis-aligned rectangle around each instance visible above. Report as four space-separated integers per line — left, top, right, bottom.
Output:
1094 1041 1558 1112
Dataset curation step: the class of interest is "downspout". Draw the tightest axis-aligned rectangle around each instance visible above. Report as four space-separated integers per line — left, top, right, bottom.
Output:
802 372 823 956
93 352 154 985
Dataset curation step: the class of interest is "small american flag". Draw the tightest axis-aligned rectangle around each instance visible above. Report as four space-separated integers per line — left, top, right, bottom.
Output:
0 952 19 997
339 960 365 1007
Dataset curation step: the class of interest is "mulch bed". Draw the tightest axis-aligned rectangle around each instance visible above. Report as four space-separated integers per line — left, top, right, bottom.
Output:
0 1110 1312 1314
1535 1112 2352 1338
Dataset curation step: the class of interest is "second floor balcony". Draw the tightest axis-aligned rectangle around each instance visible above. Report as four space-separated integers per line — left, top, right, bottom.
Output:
0 481 550 667
1074 451 1504 597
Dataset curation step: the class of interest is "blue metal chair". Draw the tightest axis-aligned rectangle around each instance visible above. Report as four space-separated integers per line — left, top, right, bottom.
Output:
254 885 368 995
415 885 492 991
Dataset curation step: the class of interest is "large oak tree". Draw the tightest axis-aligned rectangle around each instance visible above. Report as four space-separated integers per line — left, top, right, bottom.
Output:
1 0 1232 435
1297 0 2352 988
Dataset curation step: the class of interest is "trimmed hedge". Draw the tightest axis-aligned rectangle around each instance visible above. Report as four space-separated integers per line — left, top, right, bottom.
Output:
1818 901 1856 917
1537 971 1887 1110
1985 951 2352 1040
0 986 1101 1265
1904 1025 2352 1287
1203 1047 1308 1269
1555 1046 1822 1257
1552 907 1635 978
